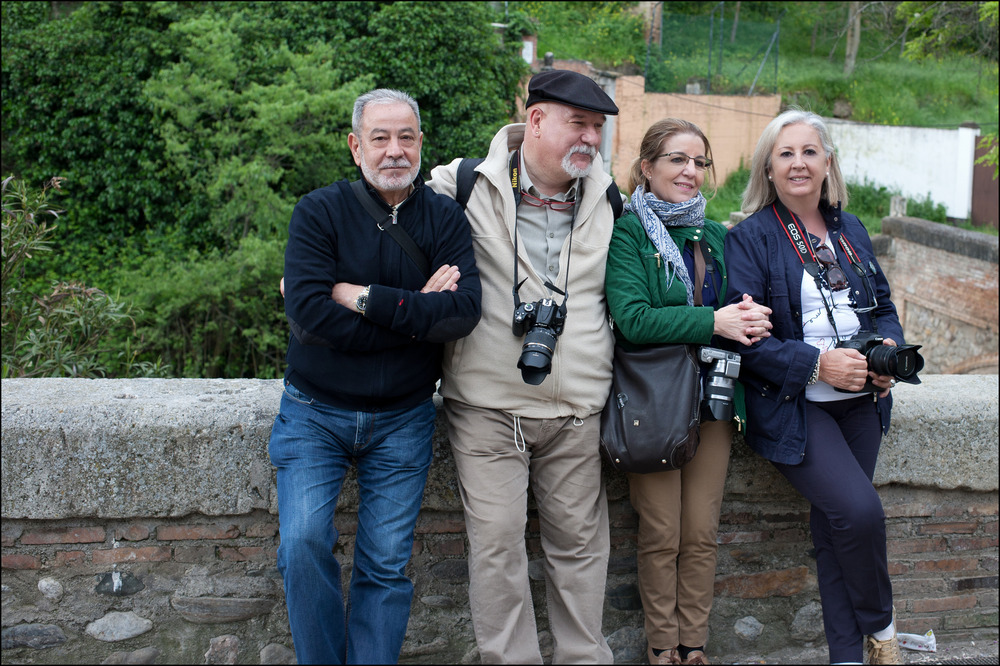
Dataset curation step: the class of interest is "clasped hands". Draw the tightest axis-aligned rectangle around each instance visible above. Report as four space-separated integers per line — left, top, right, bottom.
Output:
714 293 773 346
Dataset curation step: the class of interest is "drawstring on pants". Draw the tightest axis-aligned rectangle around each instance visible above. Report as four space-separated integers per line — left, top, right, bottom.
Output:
513 415 585 451
513 415 527 452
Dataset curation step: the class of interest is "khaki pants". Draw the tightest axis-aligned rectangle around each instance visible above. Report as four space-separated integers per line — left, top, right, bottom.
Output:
444 399 613 664
627 419 732 650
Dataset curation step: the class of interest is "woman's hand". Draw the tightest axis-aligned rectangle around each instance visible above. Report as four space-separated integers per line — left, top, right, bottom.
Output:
868 338 898 398
714 294 773 346
818 347 869 392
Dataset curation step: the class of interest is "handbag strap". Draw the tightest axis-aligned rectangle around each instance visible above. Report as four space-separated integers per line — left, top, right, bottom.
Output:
350 179 431 278
692 240 706 307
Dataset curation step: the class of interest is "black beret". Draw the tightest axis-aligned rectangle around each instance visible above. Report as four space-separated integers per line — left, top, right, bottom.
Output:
525 70 619 116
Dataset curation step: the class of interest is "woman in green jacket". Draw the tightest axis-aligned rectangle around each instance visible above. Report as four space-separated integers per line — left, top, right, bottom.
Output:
605 118 771 665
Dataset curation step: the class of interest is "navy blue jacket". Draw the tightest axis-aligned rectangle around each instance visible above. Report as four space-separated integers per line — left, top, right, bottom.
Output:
723 200 903 464
282 176 481 411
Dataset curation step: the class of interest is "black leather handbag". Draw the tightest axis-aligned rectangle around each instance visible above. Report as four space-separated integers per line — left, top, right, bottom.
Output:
599 342 701 473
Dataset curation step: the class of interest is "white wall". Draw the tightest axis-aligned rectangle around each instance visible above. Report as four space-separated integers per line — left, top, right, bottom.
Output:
826 119 979 220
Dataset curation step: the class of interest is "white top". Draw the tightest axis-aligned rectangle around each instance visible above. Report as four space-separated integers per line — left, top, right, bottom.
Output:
801 234 861 402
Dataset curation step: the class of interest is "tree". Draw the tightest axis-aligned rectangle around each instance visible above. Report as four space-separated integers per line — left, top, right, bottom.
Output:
896 0 999 61
844 1 862 75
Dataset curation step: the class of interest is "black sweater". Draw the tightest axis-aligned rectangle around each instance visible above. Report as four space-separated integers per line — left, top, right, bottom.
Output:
282 177 481 410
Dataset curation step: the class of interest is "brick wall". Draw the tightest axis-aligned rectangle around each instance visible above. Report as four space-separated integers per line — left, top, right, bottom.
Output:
878 216 999 374
3 450 997 663
2 377 996 664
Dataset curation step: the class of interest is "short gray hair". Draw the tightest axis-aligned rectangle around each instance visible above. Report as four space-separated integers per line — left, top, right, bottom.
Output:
741 107 849 214
352 89 421 135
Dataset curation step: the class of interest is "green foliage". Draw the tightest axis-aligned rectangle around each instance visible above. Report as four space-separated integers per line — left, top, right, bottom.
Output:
897 1 998 61
845 178 947 234
124 237 288 378
2 1 527 378
705 164 750 225
507 1 645 69
144 9 372 251
349 1 529 167
1 1 192 281
2 176 167 378
633 2 999 130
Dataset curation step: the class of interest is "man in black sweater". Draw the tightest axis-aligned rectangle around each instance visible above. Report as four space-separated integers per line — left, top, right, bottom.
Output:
269 88 481 665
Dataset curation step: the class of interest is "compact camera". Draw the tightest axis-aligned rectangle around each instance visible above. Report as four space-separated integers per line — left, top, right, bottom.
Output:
835 331 924 393
512 298 567 385
698 347 742 422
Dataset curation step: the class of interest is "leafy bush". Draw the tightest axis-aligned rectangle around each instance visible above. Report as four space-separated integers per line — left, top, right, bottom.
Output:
123 237 287 378
2 176 167 378
2 1 527 378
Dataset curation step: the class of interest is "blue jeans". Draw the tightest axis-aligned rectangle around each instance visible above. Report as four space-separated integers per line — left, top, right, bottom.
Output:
268 381 436 665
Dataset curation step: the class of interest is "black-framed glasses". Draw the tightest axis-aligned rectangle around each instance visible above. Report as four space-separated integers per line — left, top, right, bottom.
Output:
520 190 576 211
654 151 713 171
813 243 849 292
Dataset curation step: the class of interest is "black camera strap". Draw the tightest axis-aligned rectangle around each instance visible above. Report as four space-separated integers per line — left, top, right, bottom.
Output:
509 149 574 317
350 178 431 279
773 203 844 341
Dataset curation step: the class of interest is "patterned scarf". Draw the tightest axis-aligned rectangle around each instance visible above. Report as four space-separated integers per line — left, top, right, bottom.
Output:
625 185 707 306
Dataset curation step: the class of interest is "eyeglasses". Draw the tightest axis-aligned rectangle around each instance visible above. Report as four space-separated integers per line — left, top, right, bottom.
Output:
813 243 849 292
654 152 713 171
520 190 576 211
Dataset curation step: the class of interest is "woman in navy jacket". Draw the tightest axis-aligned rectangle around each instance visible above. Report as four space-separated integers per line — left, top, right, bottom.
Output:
724 109 905 665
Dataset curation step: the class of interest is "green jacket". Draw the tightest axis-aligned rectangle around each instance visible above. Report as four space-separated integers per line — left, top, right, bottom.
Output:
605 210 746 430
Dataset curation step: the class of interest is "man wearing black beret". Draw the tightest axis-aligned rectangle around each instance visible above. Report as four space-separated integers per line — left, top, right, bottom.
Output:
429 69 621 663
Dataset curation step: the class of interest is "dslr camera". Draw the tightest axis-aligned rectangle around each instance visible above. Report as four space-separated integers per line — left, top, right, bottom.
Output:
512 298 567 385
835 331 924 393
698 347 742 422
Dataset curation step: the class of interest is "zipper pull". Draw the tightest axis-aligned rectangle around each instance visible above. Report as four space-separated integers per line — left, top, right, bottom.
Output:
391 205 399 225
655 253 661 268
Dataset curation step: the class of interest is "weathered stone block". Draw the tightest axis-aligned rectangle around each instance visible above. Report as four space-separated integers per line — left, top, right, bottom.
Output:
170 596 275 623
85 611 153 642
1 623 67 649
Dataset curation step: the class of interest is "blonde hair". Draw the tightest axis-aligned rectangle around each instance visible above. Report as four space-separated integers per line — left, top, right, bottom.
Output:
627 118 717 198
740 108 849 214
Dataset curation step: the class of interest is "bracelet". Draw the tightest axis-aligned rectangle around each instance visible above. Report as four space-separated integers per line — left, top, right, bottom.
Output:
807 355 821 385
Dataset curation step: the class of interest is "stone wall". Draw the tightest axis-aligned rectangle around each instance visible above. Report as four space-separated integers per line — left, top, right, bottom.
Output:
2 376 997 664
876 216 999 375
610 75 782 189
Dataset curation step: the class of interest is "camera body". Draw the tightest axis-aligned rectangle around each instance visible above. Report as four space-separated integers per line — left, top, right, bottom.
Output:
698 346 741 422
835 330 924 393
512 298 567 385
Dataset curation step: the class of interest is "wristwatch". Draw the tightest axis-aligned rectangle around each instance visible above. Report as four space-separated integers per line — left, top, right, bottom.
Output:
355 285 370 316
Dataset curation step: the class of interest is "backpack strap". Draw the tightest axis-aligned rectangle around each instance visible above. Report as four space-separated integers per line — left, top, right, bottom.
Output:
456 157 485 210
606 181 623 219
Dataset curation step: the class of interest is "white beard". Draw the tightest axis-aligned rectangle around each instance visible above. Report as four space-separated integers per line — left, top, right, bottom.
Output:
562 144 597 179
359 147 420 193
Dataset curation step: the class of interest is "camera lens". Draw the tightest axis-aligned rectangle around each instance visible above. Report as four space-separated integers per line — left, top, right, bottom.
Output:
518 327 557 385
866 345 921 381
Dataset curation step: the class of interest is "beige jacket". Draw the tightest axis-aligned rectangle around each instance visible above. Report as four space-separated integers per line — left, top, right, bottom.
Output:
428 124 616 419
